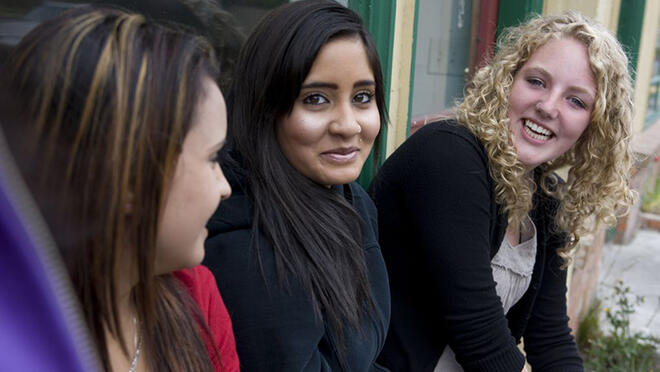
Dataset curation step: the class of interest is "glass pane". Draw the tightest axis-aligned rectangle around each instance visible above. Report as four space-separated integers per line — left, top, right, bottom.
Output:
645 26 660 129
409 0 473 118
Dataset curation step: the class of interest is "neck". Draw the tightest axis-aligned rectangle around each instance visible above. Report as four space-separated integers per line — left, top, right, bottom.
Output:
523 164 536 176
116 244 139 325
105 287 143 371
105 262 143 371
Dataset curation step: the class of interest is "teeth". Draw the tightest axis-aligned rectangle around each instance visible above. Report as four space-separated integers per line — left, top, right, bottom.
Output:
523 120 553 140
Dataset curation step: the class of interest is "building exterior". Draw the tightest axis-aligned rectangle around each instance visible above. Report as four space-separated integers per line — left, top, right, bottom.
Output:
364 0 660 336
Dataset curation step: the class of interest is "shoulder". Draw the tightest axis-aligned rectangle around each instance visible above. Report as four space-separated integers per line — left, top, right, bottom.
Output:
410 119 483 151
173 265 219 308
347 182 379 247
347 182 375 217
372 119 491 200
174 267 240 371
380 119 487 178
173 266 235 350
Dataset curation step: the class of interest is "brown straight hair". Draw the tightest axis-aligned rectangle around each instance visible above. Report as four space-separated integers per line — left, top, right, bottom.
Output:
2 7 221 371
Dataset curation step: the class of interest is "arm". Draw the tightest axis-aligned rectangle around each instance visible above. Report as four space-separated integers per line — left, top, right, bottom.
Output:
522 219 584 372
373 123 525 371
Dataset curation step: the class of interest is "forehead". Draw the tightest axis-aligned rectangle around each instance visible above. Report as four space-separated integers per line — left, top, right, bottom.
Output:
522 37 596 92
184 78 226 148
304 37 374 80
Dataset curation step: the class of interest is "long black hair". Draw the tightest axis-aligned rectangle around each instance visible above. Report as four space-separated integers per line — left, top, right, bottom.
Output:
227 0 387 350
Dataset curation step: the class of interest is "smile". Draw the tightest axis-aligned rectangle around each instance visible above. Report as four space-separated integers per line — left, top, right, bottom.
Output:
321 147 359 163
523 119 554 141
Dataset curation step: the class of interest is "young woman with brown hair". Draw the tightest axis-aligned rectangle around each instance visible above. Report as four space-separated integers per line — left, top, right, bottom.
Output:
1 7 239 371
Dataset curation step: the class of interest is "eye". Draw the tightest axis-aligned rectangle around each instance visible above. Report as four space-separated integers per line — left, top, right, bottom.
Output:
526 77 545 87
353 91 375 104
302 93 329 105
569 96 586 109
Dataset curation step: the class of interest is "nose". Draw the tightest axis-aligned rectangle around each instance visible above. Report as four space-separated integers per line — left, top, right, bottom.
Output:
536 92 559 120
217 169 232 202
329 102 362 137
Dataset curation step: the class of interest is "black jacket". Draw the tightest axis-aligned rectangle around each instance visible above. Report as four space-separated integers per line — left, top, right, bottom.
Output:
370 120 583 372
203 164 390 371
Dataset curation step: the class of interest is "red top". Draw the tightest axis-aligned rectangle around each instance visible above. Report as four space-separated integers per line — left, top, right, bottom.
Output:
174 265 240 372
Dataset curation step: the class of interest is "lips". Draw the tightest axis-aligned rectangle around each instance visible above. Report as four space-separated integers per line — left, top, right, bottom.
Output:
523 119 554 141
320 146 359 162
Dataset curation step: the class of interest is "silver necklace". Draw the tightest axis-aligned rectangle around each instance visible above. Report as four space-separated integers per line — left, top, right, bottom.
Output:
128 316 142 372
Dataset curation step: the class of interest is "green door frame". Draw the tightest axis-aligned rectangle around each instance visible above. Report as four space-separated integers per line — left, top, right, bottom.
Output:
616 0 646 82
348 0 396 187
496 0 543 38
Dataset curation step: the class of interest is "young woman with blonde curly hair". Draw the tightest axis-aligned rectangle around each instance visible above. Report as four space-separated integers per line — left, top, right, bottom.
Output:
371 11 634 372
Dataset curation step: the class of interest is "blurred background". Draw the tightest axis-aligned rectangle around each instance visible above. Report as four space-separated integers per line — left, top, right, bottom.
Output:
0 1 658 370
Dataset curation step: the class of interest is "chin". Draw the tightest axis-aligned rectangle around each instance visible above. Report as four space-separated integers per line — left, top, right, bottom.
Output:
155 244 206 275
188 242 206 267
515 151 544 169
320 171 361 186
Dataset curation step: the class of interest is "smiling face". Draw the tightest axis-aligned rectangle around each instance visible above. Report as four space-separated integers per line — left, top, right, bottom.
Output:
276 36 381 186
155 77 231 274
508 37 596 169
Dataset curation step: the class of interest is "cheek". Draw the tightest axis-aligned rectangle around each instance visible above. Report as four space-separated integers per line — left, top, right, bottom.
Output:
358 108 380 143
507 79 529 118
508 87 520 117
161 160 215 233
564 113 591 143
278 112 328 148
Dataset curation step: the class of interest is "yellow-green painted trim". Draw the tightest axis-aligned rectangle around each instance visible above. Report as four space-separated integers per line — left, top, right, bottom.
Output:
385 0 417 157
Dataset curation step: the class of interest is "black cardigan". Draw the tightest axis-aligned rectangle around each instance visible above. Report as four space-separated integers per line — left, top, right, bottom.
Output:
203 164 390 371
370 120 583 372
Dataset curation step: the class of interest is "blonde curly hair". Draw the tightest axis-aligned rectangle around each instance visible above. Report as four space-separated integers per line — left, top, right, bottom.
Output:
455 11 635 262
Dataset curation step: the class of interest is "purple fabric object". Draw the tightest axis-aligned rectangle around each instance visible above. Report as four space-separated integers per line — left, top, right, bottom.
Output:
0 175 97 371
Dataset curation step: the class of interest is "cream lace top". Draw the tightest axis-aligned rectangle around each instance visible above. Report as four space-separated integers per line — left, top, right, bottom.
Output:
434 216 537 371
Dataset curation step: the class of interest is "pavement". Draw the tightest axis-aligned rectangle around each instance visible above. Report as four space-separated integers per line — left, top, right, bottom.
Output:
599 228 660 341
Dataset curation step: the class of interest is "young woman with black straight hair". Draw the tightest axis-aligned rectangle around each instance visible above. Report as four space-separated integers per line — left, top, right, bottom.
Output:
202 0 390 370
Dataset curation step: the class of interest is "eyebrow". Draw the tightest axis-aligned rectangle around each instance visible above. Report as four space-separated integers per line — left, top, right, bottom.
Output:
524 66 595 99
301 80 376 90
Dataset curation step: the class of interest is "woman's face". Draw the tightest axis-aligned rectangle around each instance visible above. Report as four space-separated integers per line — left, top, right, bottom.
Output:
508 37 596 169
155 77 231 274
276 37 381 186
